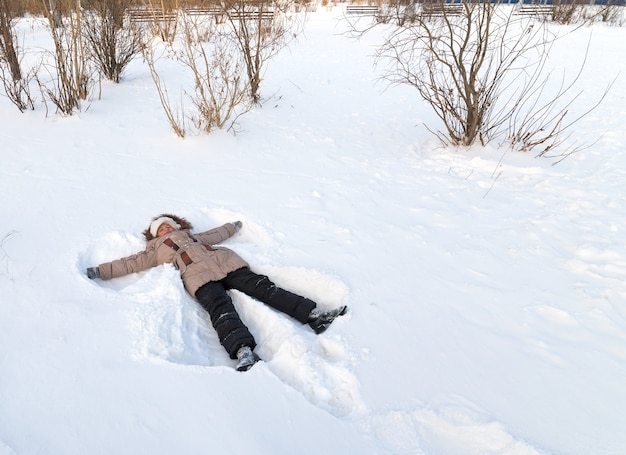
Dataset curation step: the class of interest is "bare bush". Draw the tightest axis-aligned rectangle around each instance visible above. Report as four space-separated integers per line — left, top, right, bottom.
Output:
0 0 35 111
142 10 252 137
38 0 92 115
81 0 143 82
142 40 186 137
376 0 419 26
363 1 611 159
177 12 251 132
143 0 303 132
374 3 515 146
0 0 20 80
223 0 305 104
552 0 586 24
134 0 179 43
46 0 64 27
588 1 625 26
507 38 616 161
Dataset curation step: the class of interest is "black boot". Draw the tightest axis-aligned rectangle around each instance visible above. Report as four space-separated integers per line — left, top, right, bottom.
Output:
235 346 261 372
307 305 348 334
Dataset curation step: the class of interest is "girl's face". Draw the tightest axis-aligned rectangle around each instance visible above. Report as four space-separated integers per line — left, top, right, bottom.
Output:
157 223 175 237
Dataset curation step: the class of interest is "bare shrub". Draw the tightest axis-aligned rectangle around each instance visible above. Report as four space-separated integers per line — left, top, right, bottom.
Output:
0 65 35 111
362 1 611 159
46 0 64 27
222 0 306 103
38 0 92 115
589 1 625 26
0 0 20 80
177 12 251 132
374 3 514 146
142 9 253 137
81 0 143 83
376 0 419 26
3 0 52 16
552 0 586 24
142 40 186 137
133 0 179 43
507 38 616 161
0 0 35 111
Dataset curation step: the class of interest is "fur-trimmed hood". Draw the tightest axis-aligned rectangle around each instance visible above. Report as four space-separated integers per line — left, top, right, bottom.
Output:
143 213 193 241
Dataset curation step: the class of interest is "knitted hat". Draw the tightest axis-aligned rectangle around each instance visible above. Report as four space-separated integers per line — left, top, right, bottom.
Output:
149 216 180 237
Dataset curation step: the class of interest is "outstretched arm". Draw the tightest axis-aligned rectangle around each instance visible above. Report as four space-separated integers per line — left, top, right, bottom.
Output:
87 248 158 280
195 222 242 245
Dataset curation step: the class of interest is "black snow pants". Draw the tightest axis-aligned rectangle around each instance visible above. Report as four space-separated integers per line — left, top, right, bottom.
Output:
194 267 316 358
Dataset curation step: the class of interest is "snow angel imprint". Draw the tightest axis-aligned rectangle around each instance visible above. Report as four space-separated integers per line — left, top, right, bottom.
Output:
86 214 348 371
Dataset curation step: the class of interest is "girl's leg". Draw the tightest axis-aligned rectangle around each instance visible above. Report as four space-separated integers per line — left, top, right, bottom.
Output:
222 267 316 323
195 281 256 359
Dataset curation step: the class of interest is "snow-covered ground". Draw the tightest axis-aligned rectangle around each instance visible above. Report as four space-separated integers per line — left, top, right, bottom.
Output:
1 6 626 455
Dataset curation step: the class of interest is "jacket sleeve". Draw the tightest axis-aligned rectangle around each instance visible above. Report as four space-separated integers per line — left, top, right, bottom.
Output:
98 246 159 280
194 223 236 245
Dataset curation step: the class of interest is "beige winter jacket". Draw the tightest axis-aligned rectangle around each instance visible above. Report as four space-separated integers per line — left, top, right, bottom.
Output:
97 223 249 296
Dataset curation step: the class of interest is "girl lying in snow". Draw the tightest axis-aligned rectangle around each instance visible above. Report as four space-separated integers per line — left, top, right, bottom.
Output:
86 214 347 372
